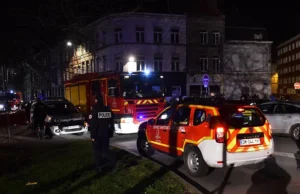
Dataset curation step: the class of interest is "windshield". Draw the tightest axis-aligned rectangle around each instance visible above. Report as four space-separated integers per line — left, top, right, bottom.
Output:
219 107 265 128
46 102 79 114
121 73 165 99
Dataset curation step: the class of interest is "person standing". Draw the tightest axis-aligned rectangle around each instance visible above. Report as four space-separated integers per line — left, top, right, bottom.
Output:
32 98 47 140
90 94 116 172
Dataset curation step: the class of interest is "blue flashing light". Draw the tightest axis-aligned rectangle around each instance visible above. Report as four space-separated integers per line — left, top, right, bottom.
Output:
139 115 143 119
144 69 150 76
10 90 13 94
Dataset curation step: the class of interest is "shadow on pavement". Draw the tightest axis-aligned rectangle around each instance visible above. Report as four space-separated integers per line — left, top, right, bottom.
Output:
246 156 291 194
211 165 234 194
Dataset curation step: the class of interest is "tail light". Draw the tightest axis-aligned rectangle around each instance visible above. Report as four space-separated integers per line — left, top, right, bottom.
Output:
267 122 272 138
215 127 225 143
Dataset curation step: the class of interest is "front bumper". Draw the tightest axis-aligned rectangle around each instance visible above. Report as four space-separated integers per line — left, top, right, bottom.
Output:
114 123 139 134
49 125 88 136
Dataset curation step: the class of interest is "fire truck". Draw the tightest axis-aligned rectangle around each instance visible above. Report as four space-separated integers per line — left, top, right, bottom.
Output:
64 71 166 134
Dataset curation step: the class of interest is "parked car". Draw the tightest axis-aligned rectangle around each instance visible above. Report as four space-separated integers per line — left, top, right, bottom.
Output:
137 99 274 177
258 101 300 140
43 98 88 136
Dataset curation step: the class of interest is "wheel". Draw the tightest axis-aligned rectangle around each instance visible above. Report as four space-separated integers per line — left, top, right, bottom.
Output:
137 135 155 157
76 132 85 136
290 124 300 141
183 146 210 177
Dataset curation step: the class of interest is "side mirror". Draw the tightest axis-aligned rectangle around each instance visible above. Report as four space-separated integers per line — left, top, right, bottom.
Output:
148 118 155 126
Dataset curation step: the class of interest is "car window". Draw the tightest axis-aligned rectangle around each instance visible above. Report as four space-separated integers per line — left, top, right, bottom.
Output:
274 105 286 114
156 108 175 126
219 107 265 128
258 104 275 114
46 102 79 114
284 105 300 114
172 107 191 126
193 109 206 126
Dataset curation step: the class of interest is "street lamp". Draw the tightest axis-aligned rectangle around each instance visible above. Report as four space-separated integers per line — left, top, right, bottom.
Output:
67 41 72 47
128 56 135 62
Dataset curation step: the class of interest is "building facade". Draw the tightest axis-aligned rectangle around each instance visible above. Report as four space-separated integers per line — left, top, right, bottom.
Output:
186 14 225 97
277 34 300 99
62 13 187 97
223 27 273 100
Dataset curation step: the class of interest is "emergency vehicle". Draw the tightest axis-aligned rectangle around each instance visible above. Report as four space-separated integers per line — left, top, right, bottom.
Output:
137 98 274 177
64 71 166 134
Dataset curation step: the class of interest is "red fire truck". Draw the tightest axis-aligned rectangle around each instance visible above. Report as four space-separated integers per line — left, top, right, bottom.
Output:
64 71 166 134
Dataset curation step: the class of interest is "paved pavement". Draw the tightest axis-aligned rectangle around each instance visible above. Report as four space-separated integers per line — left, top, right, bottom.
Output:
1 126 300 194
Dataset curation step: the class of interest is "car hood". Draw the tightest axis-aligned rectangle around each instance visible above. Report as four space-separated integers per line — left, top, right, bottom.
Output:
48 112 83 120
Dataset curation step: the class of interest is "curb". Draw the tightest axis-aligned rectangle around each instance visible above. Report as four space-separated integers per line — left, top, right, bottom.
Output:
111 143 202 194
273 151 300 160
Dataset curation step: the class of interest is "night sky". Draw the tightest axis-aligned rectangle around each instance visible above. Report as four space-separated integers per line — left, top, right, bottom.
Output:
2 0 300 59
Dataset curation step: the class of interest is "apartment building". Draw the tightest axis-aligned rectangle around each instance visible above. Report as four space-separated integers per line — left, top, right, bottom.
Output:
277 34 300 99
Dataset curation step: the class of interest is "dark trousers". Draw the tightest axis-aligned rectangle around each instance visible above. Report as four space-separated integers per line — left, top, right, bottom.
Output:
92 140 116 168
34 122 45 139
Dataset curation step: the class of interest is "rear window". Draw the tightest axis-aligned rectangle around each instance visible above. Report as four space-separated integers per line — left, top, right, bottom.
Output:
219 107 265 128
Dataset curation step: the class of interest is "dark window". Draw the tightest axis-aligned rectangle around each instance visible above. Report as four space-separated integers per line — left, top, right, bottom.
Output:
285 104 300 113
193 109 206 125
172 107 191 125
136 27 145 43
154 55 163 71
274 105 285 114
258 104 275 114
171 28 179 44
114 28 122 43
154 28 162 43
108 78 119 97
156 108 175 125
171 56 180 71
219 107 265 128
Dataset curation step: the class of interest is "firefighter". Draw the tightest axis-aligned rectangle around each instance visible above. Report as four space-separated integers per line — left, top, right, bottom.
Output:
32 98 47 140
90 94 116 172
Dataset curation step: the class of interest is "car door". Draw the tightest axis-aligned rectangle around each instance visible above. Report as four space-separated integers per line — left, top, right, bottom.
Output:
258 103 278 132
149 107 176 153
271 104 288 134
282 104 300 134
167 106 191 156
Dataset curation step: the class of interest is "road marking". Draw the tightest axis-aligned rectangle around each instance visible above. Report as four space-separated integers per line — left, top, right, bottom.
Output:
273 151 300 159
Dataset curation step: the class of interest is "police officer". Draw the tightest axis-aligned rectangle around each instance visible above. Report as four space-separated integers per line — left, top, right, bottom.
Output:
91 94 116 172
32 98 47 140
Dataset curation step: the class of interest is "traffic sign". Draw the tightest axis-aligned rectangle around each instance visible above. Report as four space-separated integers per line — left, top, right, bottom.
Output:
202 74 209 88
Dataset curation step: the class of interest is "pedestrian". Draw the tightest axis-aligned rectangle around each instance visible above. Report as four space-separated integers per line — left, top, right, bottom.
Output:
32 98 47 140
90 94 116 172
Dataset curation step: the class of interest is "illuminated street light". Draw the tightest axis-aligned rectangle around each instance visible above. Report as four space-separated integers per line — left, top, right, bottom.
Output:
128 56 135 62
67 41 72 47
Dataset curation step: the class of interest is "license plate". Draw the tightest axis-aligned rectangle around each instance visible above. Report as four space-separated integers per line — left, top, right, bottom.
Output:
240 138 261 146
63 125 80 130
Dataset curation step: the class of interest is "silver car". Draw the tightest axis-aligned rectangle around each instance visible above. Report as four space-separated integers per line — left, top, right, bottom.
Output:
258 102 300 140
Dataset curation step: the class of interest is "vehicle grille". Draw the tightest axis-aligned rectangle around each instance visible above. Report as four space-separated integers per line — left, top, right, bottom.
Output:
136 104 159 118
59 120 84 127
64 128 82 132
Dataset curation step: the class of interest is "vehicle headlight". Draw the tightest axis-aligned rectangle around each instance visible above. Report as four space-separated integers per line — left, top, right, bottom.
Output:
120 117 133 123
45 115 52 122
0 104 4 109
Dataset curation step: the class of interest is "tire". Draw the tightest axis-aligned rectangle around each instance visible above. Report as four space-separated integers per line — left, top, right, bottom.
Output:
290 124 300 141
183 146 210 177
137 135 155 157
